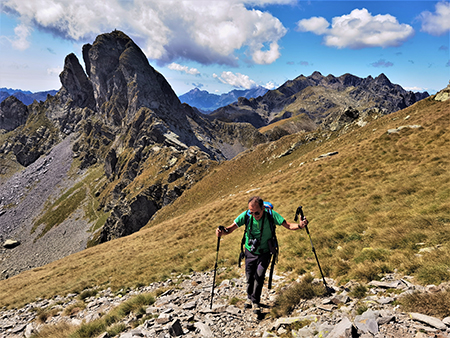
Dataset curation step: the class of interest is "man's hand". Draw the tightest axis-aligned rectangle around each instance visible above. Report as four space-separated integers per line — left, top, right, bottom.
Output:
299 218 308 229
216 226 228 237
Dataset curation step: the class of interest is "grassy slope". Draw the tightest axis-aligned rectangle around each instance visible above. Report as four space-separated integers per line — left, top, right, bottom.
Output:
0 97 448 309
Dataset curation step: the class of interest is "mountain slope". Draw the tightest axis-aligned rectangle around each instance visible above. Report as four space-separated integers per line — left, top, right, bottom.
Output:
0 90 448 309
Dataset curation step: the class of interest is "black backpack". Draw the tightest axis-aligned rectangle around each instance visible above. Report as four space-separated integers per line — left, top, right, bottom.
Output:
238 202 278 289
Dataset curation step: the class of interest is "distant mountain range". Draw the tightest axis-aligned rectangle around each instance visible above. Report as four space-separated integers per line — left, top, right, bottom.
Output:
0 88 58 106
179 86 268 112
2 86 266 112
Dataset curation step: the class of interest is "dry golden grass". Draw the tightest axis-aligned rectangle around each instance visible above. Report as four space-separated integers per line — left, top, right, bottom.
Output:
0 97 448 310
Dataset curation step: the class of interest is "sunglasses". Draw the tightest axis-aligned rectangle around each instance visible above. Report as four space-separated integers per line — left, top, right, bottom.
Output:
250 211 260 216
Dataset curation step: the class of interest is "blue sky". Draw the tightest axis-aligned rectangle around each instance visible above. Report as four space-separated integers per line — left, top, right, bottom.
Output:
0 1 449 95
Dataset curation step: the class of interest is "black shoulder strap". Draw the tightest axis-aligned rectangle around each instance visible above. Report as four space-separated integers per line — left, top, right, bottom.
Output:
238 212 251 267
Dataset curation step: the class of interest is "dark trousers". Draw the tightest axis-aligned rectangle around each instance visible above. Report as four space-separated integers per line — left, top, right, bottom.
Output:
244 248 272 304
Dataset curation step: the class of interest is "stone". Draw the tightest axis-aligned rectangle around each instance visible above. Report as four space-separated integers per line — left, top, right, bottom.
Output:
3 239 20 249
355 310 379 334
387 125 421 135
442 316 450 326
368 280 400 289
168 319 183 337
377 315 395 325
331 293 350 304
377 297 394 305
327 317 355 338
409 312 447 330
194 322 213 338
156 313 172 324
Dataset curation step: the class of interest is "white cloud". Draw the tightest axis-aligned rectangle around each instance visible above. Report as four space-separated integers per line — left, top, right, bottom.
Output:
297 8 414 49
3 0 287 65
297 16 329 34
11 23 32 50
213 71 257 89
263 81 277 90
404 86 426 92
167 63 200 75
419 1 450 36
47 67 62 76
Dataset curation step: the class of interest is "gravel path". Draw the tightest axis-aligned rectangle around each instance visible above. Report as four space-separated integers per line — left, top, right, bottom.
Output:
0 135 93 279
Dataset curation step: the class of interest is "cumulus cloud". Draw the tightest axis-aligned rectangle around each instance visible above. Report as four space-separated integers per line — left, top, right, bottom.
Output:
297 16 329 34
3 0 287 66
213 71 257 89
297 8 414 49
168 63 200 75
419 1 450 36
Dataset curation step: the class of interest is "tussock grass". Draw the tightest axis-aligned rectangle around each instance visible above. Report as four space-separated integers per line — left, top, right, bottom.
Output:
61 293 155 338
270 274 326 318
0 98 448 311
400 290 450 319
30 322 77 338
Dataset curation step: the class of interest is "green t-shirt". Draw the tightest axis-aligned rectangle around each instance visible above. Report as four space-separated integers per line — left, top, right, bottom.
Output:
235 209 285 255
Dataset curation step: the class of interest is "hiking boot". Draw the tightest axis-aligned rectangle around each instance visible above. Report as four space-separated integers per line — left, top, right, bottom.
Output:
244 299 252 309
253 303 262 314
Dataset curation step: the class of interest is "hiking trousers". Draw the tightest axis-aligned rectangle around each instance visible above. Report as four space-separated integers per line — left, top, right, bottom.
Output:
244 248 272 304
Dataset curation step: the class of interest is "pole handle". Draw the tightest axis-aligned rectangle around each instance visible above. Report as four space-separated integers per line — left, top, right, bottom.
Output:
294 206 304 222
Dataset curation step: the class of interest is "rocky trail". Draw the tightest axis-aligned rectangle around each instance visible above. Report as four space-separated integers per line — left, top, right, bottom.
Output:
1 269 449 338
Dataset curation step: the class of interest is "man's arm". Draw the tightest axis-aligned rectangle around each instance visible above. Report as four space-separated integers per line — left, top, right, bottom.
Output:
281 219 308 230
216 222 239 237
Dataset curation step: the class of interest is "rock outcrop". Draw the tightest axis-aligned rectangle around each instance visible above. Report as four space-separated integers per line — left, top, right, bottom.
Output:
0 96 28 132
435 82 450 102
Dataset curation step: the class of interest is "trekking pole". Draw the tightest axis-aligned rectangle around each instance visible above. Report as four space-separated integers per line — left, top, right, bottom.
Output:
210 226 227 309
295 206 331 295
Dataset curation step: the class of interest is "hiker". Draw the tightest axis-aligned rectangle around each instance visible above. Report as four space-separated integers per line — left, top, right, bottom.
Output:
216 196 308 313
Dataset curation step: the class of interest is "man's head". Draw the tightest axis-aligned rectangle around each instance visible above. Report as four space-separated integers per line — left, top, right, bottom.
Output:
248 196 264 221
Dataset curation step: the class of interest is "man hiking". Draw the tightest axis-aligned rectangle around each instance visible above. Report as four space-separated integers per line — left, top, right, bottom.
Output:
216 196 308 314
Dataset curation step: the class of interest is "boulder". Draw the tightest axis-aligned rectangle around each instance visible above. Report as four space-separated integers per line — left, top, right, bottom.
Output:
3 239 20 249
409 312 447 330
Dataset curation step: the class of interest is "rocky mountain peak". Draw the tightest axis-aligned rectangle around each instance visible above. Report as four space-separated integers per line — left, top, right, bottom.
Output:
82 30 182 127
58 53 96 110
310 71 324 81
374 73 392 87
